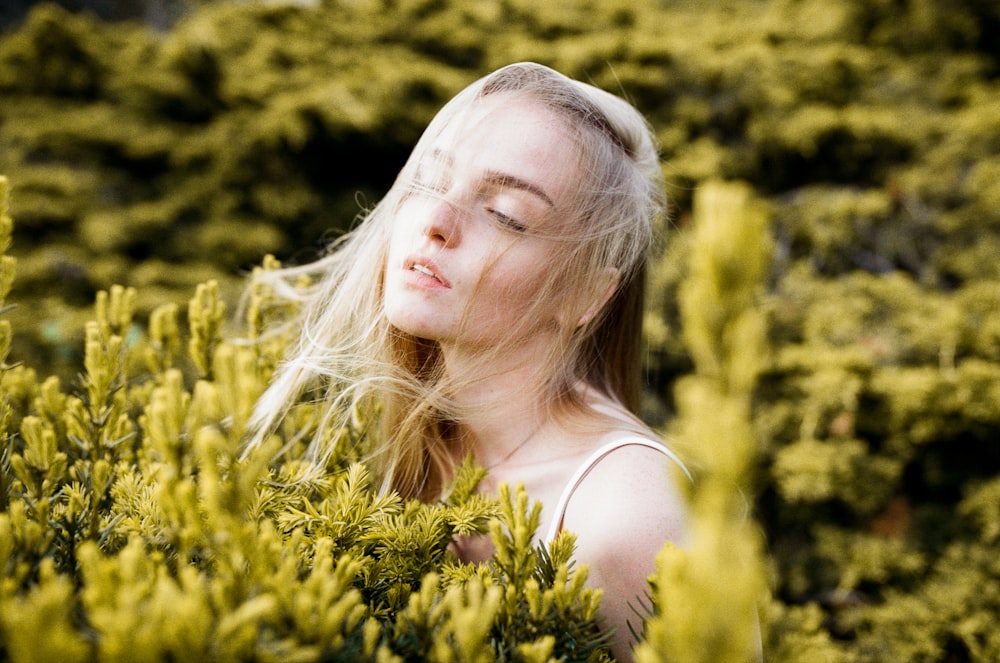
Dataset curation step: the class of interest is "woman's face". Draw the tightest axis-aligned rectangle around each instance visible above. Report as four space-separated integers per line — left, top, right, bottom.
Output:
383 94 582 352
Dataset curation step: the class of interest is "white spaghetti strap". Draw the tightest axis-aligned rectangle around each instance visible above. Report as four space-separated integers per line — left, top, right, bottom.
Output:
544 437 691 542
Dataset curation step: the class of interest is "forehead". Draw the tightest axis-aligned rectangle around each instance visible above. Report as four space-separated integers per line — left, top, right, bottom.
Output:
422 94 583 209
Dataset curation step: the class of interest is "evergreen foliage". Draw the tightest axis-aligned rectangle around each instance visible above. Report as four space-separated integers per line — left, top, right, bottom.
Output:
637 182 770 663
1 0 999 660
0 174 615 661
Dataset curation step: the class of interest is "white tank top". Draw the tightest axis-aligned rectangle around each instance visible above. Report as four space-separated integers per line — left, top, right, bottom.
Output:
544 437 692 542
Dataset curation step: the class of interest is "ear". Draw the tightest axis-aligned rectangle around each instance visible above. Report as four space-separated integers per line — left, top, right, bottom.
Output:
576 267 620 328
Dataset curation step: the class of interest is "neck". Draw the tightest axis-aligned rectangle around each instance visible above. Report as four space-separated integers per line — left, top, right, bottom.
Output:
439 337 553 468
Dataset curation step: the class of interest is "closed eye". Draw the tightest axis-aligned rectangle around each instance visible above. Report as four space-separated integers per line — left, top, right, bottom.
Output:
488 208 528 233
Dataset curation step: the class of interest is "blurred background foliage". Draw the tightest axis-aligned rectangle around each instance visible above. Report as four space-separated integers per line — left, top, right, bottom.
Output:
1 0 999 660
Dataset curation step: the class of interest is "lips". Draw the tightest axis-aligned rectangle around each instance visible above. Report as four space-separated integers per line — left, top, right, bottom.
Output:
403 256 451 288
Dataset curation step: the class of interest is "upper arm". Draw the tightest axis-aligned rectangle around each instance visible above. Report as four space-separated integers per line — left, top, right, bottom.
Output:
559 444 689 661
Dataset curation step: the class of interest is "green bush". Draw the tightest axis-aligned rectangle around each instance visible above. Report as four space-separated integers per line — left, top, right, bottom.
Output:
0 175 772 661
2 0 1000 660
0 175 620 662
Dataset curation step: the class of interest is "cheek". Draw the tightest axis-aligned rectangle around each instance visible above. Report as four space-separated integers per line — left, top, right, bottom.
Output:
386 214 414 261
479 254 559 322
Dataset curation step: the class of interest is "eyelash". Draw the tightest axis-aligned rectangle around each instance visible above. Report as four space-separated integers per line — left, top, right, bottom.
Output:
487 208 527 233
410 172 528 233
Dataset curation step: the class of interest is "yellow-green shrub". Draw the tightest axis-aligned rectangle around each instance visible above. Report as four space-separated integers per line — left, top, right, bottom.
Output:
0 176 618 662
3 0 1000 660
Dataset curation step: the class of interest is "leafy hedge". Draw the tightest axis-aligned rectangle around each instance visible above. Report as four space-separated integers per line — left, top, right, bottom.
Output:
1 0 1000 661
0 172 614 662
0 175 770 662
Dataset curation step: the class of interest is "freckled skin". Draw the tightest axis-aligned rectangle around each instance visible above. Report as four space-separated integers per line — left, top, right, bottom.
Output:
383 96 576 351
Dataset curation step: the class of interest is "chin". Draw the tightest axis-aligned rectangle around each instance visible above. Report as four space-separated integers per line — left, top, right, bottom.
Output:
385 311 445 341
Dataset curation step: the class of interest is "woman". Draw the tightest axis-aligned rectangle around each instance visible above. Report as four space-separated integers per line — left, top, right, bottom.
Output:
246 62 689 660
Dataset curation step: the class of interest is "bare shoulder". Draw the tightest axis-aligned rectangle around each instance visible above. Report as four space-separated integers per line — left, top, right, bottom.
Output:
561 441 690 553
559 439 690 658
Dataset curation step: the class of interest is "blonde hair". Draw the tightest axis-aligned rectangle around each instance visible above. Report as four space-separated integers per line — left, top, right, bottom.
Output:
245 62 666 499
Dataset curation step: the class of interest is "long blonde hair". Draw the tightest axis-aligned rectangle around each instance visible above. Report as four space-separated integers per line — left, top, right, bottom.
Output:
245 62 666 499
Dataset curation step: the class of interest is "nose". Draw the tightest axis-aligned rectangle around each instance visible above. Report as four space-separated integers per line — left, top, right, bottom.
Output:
422 198 461 247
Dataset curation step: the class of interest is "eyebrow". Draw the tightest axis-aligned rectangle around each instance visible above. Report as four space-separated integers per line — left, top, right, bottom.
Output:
482 170 555 207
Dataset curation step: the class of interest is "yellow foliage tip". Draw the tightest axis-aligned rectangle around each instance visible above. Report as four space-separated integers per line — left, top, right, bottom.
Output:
0 175 13 257
0 175 9 221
